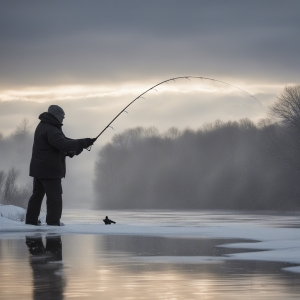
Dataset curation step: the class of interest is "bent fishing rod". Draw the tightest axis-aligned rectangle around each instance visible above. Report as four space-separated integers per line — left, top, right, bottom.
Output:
87 76 261 150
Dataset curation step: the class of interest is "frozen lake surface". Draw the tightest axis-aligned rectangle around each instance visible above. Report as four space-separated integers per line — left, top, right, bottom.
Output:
1 208 300 299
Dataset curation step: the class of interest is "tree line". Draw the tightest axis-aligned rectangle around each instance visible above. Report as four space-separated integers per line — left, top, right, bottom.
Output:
94 85 300 210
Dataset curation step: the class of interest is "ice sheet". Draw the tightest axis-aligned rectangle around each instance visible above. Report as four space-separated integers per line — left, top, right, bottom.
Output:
1 204 300 273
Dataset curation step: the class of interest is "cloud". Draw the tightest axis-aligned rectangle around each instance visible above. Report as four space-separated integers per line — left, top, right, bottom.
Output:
1 0 300 88
0 83 271 140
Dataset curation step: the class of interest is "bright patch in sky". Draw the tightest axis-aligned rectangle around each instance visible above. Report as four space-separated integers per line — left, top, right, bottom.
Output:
0 80 281 104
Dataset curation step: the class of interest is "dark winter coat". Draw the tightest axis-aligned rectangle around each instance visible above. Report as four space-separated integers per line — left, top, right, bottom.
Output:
29 112 87 179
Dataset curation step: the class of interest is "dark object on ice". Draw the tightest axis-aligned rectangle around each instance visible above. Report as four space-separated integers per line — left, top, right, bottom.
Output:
26 106 95 226
103 216 116 225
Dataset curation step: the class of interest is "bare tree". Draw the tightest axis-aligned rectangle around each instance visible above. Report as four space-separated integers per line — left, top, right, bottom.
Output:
0 170 5 203
12 183 32 209
12 118 31 140
164 127 181 139
2 168 20 205
268 85 300 169
269 85 300 131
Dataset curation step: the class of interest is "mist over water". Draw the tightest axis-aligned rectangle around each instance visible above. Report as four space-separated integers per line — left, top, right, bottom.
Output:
2 99 300 211
0 118 96 209
94 120 300 210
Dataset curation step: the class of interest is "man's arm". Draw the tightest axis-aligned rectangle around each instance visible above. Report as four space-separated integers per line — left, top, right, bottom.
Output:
47 127 87 152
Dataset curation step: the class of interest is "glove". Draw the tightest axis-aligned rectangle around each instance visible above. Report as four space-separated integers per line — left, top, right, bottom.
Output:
75 148 83 156
66 151 75 158
85 138 97 148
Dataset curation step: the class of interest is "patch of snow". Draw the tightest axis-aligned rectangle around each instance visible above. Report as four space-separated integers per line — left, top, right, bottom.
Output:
0 204 26 222
0 204 45 224
283 266 300 273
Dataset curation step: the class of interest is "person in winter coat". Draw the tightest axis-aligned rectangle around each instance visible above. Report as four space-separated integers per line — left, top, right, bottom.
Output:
25 105 96 226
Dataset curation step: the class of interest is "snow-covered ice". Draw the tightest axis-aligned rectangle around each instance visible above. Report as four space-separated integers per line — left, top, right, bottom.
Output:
1 204 300 273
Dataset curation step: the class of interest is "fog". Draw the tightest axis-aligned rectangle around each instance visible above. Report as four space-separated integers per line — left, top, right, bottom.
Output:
94 120 300 210
0 117 97 209
2 105 300 211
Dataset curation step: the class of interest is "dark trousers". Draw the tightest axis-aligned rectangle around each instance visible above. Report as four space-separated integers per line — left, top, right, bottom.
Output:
26 178 63 225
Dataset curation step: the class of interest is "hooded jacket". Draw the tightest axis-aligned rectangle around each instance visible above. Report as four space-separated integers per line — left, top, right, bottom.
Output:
29 112 87 179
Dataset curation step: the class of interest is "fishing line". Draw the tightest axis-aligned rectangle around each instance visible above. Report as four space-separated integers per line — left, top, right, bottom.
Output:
87 76 261 150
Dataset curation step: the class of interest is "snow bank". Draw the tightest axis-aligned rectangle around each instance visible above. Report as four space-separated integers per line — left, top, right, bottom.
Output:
0 204 46 224
0 204 26 222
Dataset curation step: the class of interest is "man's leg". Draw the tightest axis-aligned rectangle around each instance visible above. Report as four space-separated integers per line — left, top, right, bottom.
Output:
42 179 63 225
25 178 45 225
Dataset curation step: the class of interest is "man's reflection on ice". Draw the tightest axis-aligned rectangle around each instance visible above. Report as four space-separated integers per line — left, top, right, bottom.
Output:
25 235 66 300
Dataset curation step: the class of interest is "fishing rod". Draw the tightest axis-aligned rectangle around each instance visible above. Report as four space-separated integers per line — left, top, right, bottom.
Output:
87 76 261 150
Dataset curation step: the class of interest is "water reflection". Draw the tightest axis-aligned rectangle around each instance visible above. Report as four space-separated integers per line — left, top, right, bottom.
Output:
0 234 300 299
25 235 65 300
100 235 258 256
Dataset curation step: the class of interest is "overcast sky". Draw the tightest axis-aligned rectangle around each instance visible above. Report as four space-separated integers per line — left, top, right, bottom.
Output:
1 0 300 207
1 0 300 133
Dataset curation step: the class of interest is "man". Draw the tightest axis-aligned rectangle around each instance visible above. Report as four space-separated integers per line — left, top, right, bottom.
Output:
25 105 95 226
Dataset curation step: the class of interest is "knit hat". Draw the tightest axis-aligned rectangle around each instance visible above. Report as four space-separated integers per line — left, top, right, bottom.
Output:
48 105 65 123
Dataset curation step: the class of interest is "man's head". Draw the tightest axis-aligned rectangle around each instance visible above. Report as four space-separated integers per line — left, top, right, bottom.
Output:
48 105 65 123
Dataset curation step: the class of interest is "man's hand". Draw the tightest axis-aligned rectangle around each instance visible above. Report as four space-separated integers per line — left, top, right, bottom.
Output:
66 151 75 158
84 138 97 148
75 148 83 156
